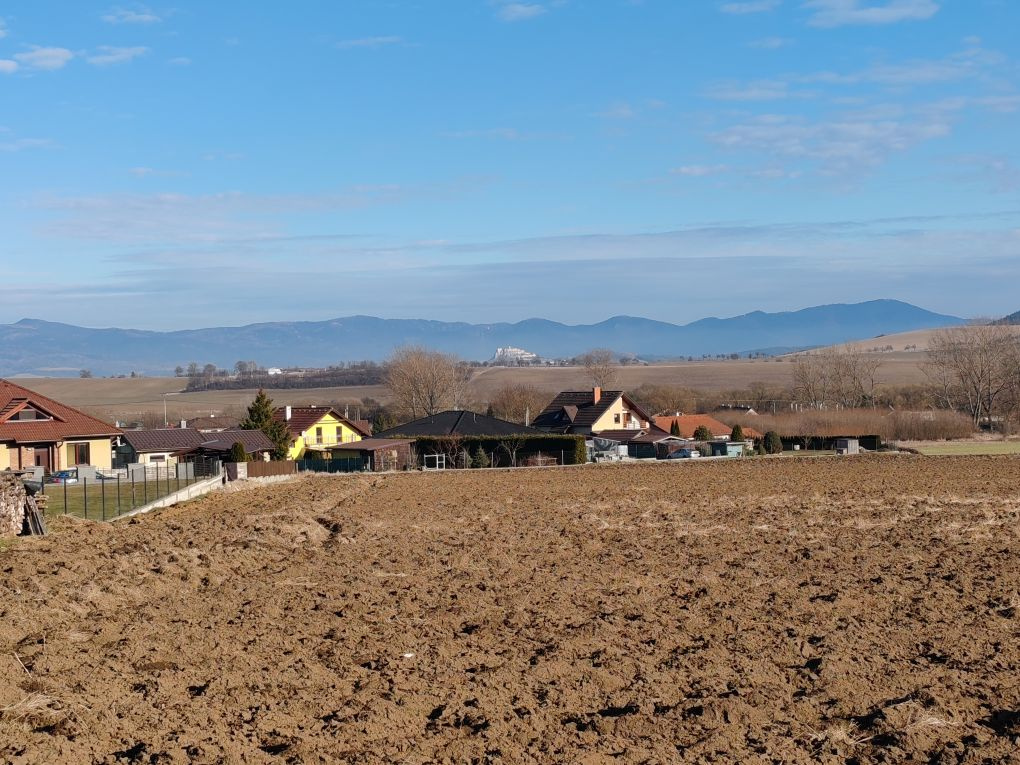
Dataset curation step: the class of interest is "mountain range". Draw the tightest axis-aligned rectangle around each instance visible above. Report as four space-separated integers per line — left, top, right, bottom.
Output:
0 300 963 377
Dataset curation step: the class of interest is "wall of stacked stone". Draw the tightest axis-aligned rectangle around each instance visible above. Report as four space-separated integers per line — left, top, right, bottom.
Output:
1 470 27 537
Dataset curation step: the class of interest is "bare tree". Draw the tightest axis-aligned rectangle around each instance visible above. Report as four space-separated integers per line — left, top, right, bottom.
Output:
384 346 469 419
630 383 698 415
925 325 1019 429
793 346 882 410
497 433 528 467
488 383 552 425
579 348 618 388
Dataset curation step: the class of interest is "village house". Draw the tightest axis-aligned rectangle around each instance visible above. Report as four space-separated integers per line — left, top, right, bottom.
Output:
117 428 274 467
654 413 762 441
531 388 654 435
0 379 121 472
272 405 371 460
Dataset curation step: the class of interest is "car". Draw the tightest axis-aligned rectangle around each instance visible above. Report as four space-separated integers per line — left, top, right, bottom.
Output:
46 470 78 484
665 448 700 459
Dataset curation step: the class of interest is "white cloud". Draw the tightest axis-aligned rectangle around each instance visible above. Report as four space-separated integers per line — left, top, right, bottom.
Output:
671 164 730 176
167 56 191 66
0 137 54 152
0 17 8 38
749 36 794 49
495 3 547 22
705 79 812 101
335 36 403 50
0 60 17 74
87 46 149 66
102 7 162 24
598 102 636 119
710 111 952 173
803 0 939 27
720 1 781 14
444 128 524 140
13 47 74 71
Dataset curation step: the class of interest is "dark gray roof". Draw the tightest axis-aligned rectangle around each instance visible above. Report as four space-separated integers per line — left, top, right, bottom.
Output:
375 410 543 438
197 430 274 455
531 390 653 433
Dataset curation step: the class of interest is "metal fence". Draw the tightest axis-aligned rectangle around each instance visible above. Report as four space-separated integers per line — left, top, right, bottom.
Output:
38 462 220 520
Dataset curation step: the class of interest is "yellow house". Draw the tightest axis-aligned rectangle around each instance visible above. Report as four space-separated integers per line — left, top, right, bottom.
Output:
272 405 371 460
0 379 121 472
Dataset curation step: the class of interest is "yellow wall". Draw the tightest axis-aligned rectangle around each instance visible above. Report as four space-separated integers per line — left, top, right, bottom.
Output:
136 452 178 467
287 412 363 460
0 444 9 471
591 396 649 432
64 438 115 470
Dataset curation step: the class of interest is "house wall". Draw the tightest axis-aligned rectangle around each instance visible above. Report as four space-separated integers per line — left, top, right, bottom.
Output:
64 438 115 470
287 412 363 460
591 397 648 433
137 451 179 467
0 444 9 471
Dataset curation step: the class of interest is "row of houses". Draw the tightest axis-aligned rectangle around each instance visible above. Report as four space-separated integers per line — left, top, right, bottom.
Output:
1 378 762 478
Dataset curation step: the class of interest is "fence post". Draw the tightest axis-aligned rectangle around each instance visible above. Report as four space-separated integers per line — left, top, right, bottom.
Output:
143 468 148 505
83 477 88 520
63 479 67 515
101 476 106 521
117 475 121 516
131 471 136 510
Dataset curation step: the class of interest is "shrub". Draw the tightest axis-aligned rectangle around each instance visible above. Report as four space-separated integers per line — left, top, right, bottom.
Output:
764 430 783 454
730 424 744 442
229 442 249 463
693 425 712 441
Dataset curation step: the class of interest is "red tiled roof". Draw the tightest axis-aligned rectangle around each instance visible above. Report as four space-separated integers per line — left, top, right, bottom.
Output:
653 414 734 439
0 379 121 444
271 406 372 438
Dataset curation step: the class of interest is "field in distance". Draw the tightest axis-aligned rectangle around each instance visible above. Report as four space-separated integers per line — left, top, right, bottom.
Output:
2 457 1018 761
20 353 931 421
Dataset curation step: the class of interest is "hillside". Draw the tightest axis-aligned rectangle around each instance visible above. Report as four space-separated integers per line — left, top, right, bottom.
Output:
0 300 961 376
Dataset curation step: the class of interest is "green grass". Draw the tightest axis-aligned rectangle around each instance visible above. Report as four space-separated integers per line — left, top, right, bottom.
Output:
912 442 1020 456
37 475 203 519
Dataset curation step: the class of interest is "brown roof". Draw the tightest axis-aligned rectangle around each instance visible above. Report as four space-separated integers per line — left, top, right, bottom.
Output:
124 427 274 455
532 390 652 433
186 415 240 432
123 428 205 452
271 406 372 438
593 427 677 444
653 414 762 440
0 379 121 444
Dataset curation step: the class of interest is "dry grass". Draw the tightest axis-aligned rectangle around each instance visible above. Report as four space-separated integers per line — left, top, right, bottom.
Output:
715 408 975 441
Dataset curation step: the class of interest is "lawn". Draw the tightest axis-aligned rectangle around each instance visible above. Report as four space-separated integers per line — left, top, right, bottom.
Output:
37 474 203 519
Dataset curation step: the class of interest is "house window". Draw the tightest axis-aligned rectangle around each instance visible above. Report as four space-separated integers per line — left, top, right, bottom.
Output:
12 407 51 421
614 413 621 423
70 443 90 465
150 454 166 462
315 426 323 444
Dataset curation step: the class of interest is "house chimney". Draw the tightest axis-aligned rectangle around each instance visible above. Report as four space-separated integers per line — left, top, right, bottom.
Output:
593 387 601 404
285 405 292 421
179 419 187 429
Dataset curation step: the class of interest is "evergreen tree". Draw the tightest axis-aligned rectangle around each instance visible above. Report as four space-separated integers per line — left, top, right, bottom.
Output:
240 388 291 460
765 430 783 455
471 445 491 468
669 420 681 437
229 441 249 463
693 425 712 441
730 424 745 442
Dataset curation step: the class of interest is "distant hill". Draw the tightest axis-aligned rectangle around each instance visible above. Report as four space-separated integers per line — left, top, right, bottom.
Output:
993 310 1020 325
0 299 962 377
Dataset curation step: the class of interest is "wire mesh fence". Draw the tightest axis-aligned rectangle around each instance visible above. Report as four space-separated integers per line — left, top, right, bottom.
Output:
38 462 220 520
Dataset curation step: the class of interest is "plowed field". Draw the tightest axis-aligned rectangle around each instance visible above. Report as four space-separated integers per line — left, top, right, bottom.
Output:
2 457 1019 763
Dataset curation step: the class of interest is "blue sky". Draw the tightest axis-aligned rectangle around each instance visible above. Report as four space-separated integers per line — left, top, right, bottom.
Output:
1 0 1018 329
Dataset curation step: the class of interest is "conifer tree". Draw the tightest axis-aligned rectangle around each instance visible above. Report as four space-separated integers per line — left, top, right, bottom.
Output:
730 424 745 442
670 420 681 437
240 389 291 460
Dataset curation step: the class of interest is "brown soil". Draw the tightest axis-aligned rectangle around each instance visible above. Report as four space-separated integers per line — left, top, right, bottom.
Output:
2 457 1019 763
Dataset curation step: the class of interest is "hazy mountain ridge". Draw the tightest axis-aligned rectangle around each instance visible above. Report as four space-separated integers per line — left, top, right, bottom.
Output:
0 300 962 377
